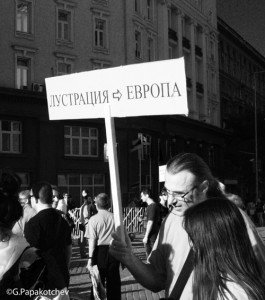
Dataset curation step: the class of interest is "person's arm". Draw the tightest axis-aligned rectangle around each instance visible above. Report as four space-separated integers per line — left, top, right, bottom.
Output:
65 244 72 269
87 238 97 269
109 229 165 292
83 205 90 224
86 220 97 269
143 220 154 244
24 220 40 247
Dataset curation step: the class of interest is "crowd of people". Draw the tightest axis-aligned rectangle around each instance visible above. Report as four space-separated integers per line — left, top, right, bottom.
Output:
1 152 265 300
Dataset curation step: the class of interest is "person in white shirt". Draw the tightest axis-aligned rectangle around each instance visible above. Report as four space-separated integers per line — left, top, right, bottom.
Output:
86 193 121 300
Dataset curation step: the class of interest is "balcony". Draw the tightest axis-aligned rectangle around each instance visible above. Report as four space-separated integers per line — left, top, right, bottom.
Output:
168 28 178 43
195 45 203 57
196 82 204 94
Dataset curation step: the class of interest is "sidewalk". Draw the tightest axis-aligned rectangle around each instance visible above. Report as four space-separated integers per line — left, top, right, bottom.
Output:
69 234 165 300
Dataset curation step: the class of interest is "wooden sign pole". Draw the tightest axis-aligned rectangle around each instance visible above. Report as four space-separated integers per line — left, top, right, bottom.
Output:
104 105 125 242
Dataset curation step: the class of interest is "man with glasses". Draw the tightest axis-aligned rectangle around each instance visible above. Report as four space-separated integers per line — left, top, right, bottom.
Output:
109 152 265 299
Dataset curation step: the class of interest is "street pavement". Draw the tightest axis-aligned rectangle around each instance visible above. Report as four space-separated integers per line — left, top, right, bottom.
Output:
68 233 165 300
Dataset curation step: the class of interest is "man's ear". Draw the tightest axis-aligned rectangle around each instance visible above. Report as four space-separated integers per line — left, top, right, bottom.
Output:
199 180 209 196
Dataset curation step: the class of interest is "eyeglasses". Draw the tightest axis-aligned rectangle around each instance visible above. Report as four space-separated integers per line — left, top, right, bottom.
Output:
162 185 198 204
19 197 28 201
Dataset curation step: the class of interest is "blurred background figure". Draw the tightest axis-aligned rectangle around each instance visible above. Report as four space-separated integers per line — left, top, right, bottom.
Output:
140 188 161 259
255 198 264 226
57 193 67 214
78 189 91 258
52 186 59 209
12 189 36 237
158 189 169 225
228 193 245 210
88 196 98 218
63 193 74 211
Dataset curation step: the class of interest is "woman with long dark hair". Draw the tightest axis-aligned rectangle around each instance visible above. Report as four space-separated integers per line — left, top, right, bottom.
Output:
184 198 265 300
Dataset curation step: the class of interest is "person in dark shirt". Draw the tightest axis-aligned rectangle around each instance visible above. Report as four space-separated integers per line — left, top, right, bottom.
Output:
24 181 72 289
158 190 169 225
140 188 161 259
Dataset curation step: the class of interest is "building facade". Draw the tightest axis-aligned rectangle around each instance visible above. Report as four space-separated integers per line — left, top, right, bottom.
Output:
218 17 265 201
0 0 227 206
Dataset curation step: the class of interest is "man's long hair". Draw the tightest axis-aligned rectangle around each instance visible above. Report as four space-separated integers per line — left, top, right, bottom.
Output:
184 198 265 300
166 153 223 198
0 191 23 241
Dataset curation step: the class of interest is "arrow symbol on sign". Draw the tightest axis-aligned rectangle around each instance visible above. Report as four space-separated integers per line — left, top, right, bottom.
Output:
113 90 122 101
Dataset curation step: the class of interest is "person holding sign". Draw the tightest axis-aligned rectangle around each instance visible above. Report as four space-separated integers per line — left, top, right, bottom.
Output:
109 153 265 299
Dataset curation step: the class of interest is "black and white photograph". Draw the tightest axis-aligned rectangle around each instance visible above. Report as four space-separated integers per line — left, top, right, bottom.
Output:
1 1 265 299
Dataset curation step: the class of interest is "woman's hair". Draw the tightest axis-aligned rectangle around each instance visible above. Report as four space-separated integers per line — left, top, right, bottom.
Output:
166 153 223 198
183 198 265 300
0 168 21 197
0 191 23 241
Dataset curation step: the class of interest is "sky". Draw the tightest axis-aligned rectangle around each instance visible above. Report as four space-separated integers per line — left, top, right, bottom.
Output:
217 0 265 57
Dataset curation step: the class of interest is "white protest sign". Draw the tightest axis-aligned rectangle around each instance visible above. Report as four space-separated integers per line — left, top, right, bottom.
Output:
45 58 188 242
45 58 188 120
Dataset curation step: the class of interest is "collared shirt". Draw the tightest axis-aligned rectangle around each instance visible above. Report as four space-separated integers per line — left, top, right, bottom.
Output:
86 209 114 245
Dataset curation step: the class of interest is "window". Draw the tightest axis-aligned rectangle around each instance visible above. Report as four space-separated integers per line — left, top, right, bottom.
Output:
16 0 32 34
194 0 202 10
142 134 151 160
211 71 216 94
210 39 215 61
54 51 76 75
0 120 22 153
135 0 142 13
135 30 142 59
148 37 155 61
94 18 107 48
13 45 37 89
57 62 71 75
168 46 173 59
92 10 109 53
168 9 172 28
58 173 105 207
64 126 98 157
147 0 154 21
57 9 71 42
16 58 30 89
91 60 111 70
